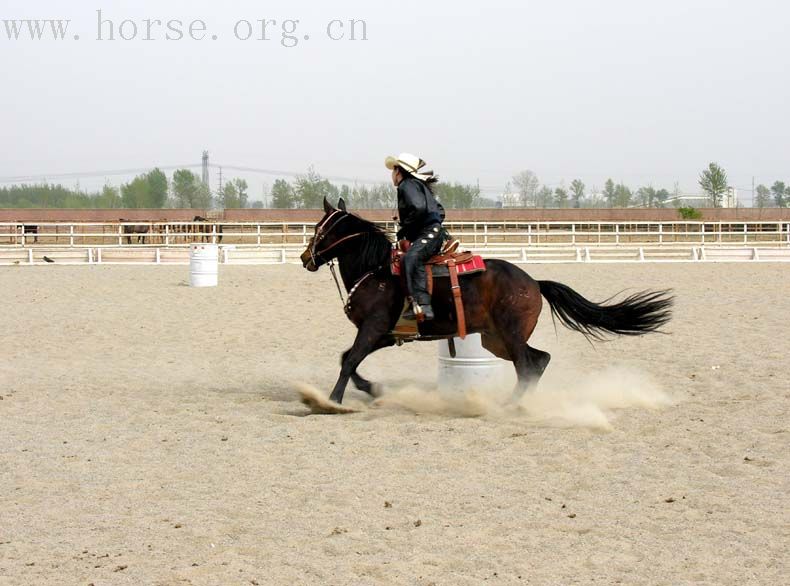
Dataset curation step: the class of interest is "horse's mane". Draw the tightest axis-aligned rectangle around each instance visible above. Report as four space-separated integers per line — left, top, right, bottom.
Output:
344 213 392 272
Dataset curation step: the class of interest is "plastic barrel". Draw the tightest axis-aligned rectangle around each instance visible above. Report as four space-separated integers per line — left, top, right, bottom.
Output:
189 244 218 287
437 334 514 392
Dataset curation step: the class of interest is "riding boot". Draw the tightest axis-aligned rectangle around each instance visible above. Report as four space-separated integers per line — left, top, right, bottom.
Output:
402 297 418 321
402 299 435 321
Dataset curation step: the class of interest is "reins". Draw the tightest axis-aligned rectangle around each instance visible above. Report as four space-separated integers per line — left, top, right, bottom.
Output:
309 209 387 313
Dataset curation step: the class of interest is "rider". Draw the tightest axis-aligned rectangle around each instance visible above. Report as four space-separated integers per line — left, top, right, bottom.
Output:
385 153 446 321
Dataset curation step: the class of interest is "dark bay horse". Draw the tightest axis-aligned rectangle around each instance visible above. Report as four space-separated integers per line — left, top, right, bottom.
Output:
301 198 673 405
119 219 149 244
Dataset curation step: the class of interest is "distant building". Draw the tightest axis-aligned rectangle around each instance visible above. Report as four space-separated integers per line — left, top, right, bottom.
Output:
501 193 525 208
723 186 738 208
664 187 739 208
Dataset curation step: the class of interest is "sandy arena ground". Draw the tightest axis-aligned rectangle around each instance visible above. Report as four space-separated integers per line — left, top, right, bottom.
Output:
1 262 788 585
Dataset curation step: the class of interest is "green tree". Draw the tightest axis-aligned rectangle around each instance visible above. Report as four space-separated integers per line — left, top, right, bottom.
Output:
172 169 211 208
219 181 238 208
232 178 249 208
121 169 168 208
614 183 632 207
121 175 150 208
699 163 728 207
637 186 660 207
435 182 481 208
755 184 771 208
603 179 616 207
147 168 168 208
570 179 585 208
271 179 296 209
294 166 339 208
534 185 554 208
771 181 787 207
554 187 569 208
95 184 121 208
655 188 670 207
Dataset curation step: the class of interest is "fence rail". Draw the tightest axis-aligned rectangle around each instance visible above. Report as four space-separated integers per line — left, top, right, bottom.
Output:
2 220 790 248
2 244 789 266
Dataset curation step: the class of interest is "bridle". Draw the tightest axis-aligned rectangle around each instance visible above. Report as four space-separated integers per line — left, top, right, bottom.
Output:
308 210 380 309
309 210 366 266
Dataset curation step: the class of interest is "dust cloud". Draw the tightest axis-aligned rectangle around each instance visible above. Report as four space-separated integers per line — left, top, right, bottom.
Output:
299 366 674 431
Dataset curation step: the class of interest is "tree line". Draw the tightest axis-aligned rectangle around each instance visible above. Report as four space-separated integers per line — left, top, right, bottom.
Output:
0 165 491 210
268 166 491 209
0 168 251 210
508 169 678 209
508 163 788 209
1 163 788 209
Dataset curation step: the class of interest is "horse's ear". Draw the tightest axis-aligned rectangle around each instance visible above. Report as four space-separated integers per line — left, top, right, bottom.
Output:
337 198 347 212
323 197 334 213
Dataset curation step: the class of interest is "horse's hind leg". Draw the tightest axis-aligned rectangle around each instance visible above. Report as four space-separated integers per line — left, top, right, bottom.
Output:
513 345 551 398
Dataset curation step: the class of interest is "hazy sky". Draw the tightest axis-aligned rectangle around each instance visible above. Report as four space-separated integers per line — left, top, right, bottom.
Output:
2 0 788 201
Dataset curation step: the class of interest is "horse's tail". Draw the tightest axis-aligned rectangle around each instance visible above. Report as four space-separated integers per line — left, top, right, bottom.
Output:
538 280 673 340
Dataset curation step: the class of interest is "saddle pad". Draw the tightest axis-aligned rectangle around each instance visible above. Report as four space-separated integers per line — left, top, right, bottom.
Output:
429 255 486 278
391 250 486 277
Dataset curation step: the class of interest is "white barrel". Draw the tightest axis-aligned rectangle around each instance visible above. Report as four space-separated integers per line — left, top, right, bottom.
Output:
437 334 513 392
189 244 218 287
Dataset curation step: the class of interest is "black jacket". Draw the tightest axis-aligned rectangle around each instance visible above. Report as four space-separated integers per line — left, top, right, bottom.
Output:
396 176 445 241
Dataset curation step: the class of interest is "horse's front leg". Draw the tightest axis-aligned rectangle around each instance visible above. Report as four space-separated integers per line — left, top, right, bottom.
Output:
342 335 396 397
329 322 389 404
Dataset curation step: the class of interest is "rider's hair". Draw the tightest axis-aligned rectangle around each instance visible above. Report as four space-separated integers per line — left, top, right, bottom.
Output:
397 165 439 193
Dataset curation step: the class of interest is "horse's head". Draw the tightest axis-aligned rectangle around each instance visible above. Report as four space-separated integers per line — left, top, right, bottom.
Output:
301 197 354 271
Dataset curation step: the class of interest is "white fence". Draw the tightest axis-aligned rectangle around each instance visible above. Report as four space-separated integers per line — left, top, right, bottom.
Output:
1 221 789 266
2 220 789 248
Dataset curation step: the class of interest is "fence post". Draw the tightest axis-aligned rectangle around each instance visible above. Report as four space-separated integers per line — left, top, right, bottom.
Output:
118 225 123 246
615 224 619 245
483 223 488 246
571 223 576 245
258 224 262 246
155 248 161 264
97 248 102 264
165 224 170 246
69 224 74 247
659 224 663 245
28 249 33 264
743 223 747 244
281 249 287 264
528 224 532 246
212 224 217 244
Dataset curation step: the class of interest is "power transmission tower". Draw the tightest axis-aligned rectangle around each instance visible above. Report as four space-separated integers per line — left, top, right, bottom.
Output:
201 151 210 187
217 167 224 204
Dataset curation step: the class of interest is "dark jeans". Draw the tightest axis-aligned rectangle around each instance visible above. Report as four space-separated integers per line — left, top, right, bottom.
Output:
403 224 444 306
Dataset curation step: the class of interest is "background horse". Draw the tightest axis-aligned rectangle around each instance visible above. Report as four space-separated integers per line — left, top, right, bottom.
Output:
119 219 149 244
301 198 673 405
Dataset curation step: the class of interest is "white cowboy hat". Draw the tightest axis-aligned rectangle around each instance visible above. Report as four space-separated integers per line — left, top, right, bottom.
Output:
385 152 435 182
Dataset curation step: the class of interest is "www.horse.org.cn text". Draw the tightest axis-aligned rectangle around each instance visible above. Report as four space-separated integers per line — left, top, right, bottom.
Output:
0 11 369 47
